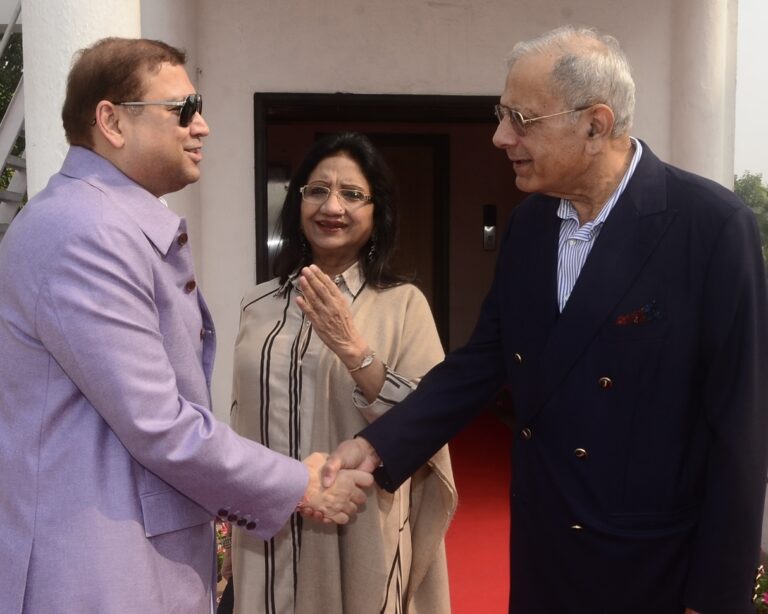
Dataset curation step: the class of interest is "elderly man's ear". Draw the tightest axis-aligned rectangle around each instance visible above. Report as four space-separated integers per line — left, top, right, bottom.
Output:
586 103 615 140
584 104 616 155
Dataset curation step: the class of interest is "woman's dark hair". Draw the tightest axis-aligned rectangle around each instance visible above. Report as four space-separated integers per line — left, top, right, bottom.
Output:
273 132 406 288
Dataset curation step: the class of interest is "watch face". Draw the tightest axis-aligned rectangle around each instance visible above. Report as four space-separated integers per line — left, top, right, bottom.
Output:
350 352 375 372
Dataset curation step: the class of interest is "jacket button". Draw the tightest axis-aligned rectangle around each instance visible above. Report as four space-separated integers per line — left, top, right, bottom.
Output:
513 352 523 364
246 521 257 531
236 518 247 526
574 448 588 459
217 509 228 518
227 513 238 522
177 232 189 246
521 427 532 440
185 280 197 293
598 376 613 389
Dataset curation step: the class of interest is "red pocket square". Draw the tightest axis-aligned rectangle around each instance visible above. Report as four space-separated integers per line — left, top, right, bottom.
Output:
615 300 661 326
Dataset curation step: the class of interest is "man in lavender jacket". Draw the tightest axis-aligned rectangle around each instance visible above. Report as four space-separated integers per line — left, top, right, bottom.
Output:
0 38 371 614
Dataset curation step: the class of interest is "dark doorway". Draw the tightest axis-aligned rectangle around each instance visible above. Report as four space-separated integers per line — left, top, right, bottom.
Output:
253 92 524 350
356 133 449 342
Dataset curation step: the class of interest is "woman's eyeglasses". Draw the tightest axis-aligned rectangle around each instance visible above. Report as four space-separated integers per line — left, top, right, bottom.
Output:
117 93 203 127
299 184 373 208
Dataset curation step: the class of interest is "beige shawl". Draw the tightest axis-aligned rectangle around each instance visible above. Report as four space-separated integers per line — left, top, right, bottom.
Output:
294 280 457 614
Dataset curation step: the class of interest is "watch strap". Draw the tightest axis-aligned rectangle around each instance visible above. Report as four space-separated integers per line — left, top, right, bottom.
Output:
349 351 376 373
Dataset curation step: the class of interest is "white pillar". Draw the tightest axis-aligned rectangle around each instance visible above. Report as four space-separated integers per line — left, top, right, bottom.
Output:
669 0 737 188
21 0 141 196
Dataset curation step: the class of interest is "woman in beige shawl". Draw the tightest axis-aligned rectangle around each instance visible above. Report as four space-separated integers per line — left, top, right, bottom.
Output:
229 132 456 614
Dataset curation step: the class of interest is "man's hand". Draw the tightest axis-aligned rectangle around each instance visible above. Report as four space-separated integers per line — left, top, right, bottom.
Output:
321 437 381 488
300 452 373 524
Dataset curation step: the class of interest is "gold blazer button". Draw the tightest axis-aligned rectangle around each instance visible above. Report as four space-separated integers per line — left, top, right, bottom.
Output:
598 376 613 389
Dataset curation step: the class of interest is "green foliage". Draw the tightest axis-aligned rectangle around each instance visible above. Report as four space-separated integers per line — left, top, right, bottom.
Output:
756 561 768 611
0 32 24 191
734 171 768 266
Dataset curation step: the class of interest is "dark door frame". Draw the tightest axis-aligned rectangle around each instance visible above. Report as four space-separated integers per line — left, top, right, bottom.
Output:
253 92 498 347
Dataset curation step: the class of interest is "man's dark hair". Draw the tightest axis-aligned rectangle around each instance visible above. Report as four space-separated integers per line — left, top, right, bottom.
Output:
62 37 186 148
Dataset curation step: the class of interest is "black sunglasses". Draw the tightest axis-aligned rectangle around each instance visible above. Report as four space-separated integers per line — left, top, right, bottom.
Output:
117 93 203 127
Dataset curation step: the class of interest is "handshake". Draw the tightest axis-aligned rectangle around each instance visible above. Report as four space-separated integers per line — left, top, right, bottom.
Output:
299 438 382 524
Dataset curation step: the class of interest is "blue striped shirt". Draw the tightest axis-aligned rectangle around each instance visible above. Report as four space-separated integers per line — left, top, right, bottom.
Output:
556 138 642 311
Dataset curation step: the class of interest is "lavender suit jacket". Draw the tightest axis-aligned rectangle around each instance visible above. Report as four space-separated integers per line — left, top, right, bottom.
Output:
0 147 307 613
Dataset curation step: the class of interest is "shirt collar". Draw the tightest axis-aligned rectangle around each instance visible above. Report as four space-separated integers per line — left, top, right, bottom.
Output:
60 146 182 256
556 137 643 229
283 260 366 299
332 261 365 297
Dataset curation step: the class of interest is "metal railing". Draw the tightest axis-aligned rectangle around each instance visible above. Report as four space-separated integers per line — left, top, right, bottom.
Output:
0 1 20 59
0 0 25 239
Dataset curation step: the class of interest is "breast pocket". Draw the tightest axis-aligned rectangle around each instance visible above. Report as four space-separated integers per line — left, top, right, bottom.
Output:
602 297 668 342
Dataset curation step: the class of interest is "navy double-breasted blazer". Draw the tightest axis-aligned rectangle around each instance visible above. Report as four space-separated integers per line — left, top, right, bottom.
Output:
360 143 768 614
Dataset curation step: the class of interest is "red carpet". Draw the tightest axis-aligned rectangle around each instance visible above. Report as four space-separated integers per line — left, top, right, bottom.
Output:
445 411 512 613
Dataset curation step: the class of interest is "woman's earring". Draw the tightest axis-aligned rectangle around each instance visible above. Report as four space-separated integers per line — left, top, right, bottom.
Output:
366 240 376 262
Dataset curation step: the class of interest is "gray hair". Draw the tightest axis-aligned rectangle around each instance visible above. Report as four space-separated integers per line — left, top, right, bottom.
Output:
507 26 635 137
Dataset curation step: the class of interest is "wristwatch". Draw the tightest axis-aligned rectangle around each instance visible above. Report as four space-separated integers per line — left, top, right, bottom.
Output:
349 351 376 373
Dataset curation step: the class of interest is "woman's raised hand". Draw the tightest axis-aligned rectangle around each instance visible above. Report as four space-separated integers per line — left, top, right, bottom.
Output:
296 265 367 364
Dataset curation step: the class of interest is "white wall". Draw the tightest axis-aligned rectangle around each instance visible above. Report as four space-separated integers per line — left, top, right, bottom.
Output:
192 0 682 421
735 0 768 180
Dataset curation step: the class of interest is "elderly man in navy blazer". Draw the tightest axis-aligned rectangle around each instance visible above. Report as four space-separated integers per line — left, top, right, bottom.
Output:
320 26 768 614
0 38 371 613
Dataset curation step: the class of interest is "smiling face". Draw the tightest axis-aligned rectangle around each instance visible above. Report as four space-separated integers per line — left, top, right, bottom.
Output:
492 53 592 199
300 154 375 270
117 62 209 197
